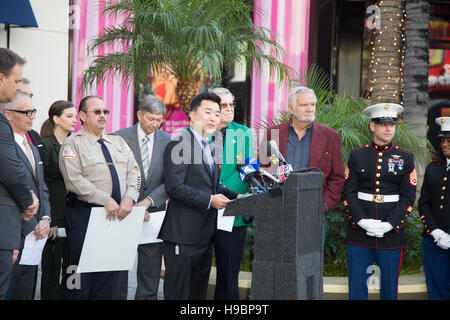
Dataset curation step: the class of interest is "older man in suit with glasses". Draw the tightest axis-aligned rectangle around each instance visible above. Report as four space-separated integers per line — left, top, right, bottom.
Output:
115 95 171 300
2 91 51 300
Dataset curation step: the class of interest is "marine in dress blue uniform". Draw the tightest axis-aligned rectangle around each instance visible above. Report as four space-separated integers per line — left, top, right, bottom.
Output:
418 116 450 300
343 103 416 300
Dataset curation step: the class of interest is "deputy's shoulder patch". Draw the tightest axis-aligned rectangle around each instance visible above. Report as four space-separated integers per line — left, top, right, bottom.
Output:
62 145 76 159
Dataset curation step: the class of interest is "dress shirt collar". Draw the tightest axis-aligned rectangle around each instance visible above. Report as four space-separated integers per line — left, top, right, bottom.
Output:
189 126 209 148
137 122 155 144
13 132 27 145
80 127 111 144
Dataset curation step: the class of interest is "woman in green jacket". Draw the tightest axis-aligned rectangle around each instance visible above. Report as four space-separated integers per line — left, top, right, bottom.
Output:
39 100 78 299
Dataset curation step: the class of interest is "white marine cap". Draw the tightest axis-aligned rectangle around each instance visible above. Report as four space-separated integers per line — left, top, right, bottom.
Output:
435 117 450 138
363 103 404 123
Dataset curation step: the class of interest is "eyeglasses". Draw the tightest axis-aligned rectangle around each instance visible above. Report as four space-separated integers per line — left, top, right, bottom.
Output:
6 109 37 117
87 109 110 115
220 102 236 109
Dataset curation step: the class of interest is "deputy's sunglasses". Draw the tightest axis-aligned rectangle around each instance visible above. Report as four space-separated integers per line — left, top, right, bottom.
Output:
87 109 110 115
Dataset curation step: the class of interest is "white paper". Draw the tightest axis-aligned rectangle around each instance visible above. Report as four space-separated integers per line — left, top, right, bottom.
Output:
138 210 165 244
217 208 234 232
57 227 67 238
77 206 145 273
19 232 47 265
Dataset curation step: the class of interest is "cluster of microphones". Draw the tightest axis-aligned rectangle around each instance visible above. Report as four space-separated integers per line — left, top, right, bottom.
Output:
236 140 293 194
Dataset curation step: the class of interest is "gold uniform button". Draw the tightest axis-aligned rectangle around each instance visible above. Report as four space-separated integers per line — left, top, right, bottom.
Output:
441 196 444 200
378 153 383 156
444 177 447 181
377 165 381 170
378 159 383 163
376 173 381 177
443 186 446 191
376 181 380 185
376 188 380 193
440 205 444 210
361 169 365 173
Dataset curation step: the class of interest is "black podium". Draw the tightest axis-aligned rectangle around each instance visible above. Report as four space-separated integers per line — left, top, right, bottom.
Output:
224 171 324 300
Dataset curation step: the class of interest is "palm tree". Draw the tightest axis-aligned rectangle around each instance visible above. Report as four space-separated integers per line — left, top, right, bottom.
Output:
402 0 430 138
81 0 293 116
368 0 406 104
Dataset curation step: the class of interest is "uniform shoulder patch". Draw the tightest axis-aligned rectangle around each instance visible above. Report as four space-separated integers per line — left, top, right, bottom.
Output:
344 164 350 180
409 168 417 186
62 145 76 159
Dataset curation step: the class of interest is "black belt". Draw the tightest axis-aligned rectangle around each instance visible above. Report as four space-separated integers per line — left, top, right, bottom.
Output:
66 192 101 208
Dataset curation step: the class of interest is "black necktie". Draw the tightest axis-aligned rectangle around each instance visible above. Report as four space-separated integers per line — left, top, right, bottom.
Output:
98 138 121 204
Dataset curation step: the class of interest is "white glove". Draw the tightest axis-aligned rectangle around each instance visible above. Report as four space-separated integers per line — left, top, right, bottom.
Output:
434 231 450 250
358 219 381 233
430 229 446 242
366 222 394 238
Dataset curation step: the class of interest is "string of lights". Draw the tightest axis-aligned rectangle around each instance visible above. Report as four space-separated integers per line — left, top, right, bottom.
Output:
368 0 406 105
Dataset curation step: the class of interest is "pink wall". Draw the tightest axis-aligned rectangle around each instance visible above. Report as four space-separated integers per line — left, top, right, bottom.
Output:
251 0 310 127
71 0 134 133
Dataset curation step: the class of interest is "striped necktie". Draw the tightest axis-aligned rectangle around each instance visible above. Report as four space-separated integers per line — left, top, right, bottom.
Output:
141 135 150 179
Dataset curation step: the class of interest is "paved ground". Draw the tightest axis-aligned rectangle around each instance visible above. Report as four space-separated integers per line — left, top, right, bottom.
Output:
34 256 164 300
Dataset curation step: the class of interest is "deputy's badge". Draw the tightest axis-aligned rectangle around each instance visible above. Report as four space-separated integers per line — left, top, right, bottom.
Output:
344 164 349 180
62 145 75 159
409 168 417 186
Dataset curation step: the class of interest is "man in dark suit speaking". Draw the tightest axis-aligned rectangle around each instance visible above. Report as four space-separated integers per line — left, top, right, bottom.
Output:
0 48 39 299
159 92 239 300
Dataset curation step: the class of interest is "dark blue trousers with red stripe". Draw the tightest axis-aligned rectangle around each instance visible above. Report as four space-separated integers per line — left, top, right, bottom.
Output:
346 244 403 300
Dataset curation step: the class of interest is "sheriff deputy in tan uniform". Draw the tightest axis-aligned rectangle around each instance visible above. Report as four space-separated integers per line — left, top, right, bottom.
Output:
59 95 140 300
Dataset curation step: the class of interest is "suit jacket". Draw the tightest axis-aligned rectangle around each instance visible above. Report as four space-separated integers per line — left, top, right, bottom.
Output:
265 121 345 212
15 140 51 246
216 122 254 227
418 160 450 236
116 124 171 210
41 133 66 227
159 128 239 245
0 112 33 250
27 129 49 187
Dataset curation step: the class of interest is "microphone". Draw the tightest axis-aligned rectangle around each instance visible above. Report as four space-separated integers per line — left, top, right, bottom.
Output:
245 157 280 184
276 164 293 182
236 164 265 192
266 140 287 165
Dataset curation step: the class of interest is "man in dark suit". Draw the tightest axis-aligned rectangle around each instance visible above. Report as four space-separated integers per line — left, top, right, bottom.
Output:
159 92 240 300
3 91 51 299
264 86 345 249
116 95 171 300
0 48 39 299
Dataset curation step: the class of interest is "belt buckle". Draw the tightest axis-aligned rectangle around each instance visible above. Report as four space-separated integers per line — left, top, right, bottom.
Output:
373 194 384 203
